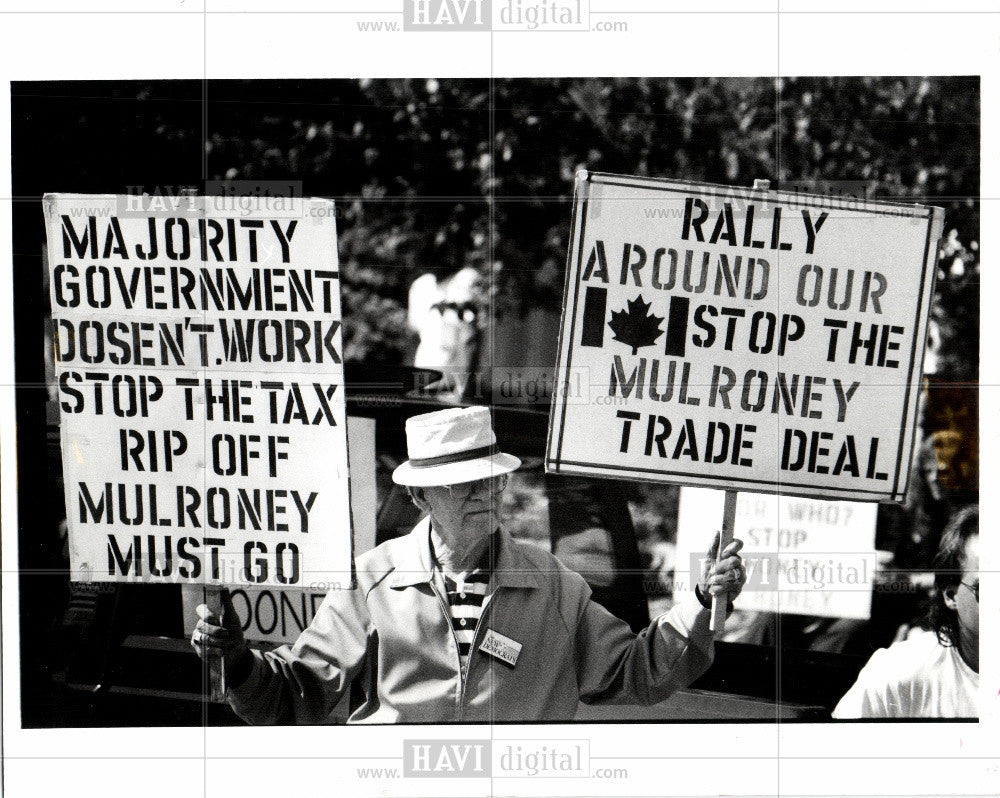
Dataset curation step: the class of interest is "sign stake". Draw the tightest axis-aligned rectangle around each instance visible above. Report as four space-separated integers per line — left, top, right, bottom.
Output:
710 490 739 633
203 585 227 703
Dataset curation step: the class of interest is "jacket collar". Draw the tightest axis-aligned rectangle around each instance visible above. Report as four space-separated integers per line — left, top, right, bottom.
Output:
388 516 538 589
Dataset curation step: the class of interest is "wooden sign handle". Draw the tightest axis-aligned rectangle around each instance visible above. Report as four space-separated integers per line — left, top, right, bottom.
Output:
709 490 739 633
203 585 227 703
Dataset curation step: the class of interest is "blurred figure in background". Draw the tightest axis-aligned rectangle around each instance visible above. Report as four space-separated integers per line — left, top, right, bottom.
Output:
891 380 978 570
408 266 482 401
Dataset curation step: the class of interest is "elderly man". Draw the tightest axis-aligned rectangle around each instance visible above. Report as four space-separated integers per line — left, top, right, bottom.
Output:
192 406 746 723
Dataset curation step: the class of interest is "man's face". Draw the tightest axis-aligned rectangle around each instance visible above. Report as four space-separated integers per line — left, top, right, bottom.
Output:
422 476 507 542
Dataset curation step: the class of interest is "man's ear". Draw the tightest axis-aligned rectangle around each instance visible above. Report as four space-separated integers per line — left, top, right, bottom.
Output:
942 585 958 611
407 486 430 512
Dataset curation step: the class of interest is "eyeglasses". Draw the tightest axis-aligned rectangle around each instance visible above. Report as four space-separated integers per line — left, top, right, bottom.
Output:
442 473 510 500
960 582 979 602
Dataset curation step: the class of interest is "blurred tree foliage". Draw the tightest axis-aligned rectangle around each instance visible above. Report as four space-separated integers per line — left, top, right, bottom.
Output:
197 77 977 380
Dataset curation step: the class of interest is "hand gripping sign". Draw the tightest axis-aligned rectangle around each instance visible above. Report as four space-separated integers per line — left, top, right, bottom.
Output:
546 172 944 503
44 193 355 590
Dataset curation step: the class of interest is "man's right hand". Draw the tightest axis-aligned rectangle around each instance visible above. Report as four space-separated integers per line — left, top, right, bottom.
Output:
191 589 251 680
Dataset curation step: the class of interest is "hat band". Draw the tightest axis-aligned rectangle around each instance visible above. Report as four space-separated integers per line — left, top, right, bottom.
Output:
409 443 499 469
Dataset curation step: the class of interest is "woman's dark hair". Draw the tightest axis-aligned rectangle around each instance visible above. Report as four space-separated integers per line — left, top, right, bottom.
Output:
930 504 978 646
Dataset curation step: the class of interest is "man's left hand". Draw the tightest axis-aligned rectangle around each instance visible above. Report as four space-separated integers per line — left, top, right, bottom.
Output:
698 533 746 608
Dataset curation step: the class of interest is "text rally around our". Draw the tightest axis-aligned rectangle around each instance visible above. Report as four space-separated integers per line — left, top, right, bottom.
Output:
546 174 943 501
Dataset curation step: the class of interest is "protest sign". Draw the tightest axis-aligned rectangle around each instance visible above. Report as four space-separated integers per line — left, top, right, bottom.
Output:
676 488 879 619
546 172 944 501
181 416 376 645
44 193 353 588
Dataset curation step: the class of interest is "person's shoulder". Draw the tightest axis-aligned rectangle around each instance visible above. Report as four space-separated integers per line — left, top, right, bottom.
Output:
882 629 945 659
861 630 947 683
506 536 591 606
510 536 582 577
355 532 420 590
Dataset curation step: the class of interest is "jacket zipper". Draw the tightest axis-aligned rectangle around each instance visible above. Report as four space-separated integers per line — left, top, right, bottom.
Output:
457 590 497 722
429 573 466 717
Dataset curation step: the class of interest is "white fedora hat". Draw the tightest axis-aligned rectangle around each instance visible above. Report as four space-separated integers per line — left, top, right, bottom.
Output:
391 406 521 487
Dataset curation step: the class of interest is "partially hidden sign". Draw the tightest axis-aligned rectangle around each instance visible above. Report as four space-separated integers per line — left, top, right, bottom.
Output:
546 172 944 501
676 488 879 620
44 193 353 587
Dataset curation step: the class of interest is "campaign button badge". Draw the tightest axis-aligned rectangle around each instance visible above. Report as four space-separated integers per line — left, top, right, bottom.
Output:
478 628 522 667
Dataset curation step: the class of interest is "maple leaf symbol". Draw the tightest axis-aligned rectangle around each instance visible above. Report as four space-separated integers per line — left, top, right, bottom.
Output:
608 294 664 355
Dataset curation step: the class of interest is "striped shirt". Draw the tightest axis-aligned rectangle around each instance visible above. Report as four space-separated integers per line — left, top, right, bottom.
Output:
431 533 499 675
444 572 491 673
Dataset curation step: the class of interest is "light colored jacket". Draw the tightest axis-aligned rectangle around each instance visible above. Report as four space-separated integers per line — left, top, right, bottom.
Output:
228 518 716 723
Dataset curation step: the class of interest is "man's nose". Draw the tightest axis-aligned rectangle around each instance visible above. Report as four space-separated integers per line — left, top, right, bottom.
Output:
467 480 500 501
467 483 491 501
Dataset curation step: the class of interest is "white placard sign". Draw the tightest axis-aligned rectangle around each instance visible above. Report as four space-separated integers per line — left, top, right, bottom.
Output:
44 193 353 587
677 487 878 619
546 172 943 501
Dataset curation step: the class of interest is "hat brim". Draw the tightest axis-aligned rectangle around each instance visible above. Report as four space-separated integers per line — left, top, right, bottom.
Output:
392 452 521 487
